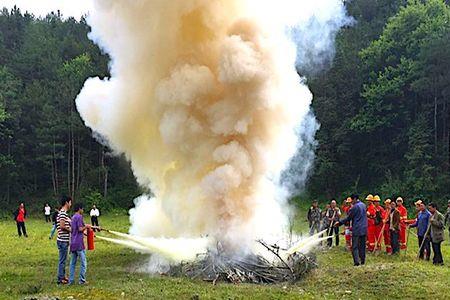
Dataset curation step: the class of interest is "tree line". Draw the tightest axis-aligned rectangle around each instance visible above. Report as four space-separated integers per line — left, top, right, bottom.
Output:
1 1 449 214
0 7 140 214
307 0 450 208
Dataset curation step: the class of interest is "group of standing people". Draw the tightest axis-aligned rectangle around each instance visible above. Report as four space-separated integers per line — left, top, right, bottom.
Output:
12 199 102 284
307 199 341 247
408 200 446 265
12 202 101 240
363 194 407 254
307 194 449 266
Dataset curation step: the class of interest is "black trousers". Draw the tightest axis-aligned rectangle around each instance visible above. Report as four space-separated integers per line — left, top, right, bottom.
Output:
16 221 27 237
418 235 430 260
351 234 366 266
327 226 339 247
431 241 443 264
390 230 399 254
45 214 51 222
91 216 99 231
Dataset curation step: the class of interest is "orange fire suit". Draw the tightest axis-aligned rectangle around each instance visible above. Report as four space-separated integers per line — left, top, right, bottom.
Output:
382 209 391 253
366 203 376 252
374 205 385 251
342 204 352 251
397 204 408 250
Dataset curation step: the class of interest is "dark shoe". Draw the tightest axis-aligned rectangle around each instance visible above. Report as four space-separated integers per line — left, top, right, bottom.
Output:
57 278 69 285
79 281 88 285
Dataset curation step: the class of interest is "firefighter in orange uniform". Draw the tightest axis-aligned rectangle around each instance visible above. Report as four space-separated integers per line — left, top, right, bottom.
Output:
396 197 408 250
373 195 384 251
342 197 353 251
383 199 392 254
366 194 376 252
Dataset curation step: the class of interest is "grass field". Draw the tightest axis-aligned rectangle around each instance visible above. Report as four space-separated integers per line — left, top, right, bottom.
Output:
1 208 450 300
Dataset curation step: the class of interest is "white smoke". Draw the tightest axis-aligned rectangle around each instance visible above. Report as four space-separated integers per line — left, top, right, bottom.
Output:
280 112 320 194
288 0 354 73
76 0 350 258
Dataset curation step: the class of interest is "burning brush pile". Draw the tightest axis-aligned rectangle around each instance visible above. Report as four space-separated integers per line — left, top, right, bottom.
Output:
77 0 351 285
98 229 326 284
171 241 316 284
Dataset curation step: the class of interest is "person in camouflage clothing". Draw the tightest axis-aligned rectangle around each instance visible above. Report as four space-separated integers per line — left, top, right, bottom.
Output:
325 199 341 247
307 200 322 236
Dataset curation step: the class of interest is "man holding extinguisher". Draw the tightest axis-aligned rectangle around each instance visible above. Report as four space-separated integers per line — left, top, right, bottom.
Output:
69 203 99 285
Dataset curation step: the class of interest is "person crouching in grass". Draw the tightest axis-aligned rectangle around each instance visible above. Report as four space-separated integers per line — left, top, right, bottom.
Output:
69 203 92 285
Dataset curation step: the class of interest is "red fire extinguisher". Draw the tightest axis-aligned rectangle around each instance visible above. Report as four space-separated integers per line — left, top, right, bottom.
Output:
87 228 95 250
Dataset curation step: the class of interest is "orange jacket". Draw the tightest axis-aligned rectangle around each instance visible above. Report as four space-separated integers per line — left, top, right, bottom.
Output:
382 207 390 224
342 205 351 214
397 205 408 224
375 205 385 226
342 204 352 226
367 203 376 226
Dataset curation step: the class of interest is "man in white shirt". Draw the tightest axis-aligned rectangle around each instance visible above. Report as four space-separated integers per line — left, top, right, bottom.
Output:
90 204 100 231
44 203 51 222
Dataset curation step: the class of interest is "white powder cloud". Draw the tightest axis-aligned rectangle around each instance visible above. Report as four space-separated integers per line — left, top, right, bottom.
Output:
75 0 349 258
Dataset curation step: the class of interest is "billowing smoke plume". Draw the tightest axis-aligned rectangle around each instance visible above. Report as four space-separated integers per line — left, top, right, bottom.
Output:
76 0 350 255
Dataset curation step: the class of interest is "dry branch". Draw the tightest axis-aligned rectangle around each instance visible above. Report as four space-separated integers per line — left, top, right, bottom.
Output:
169 242 317 284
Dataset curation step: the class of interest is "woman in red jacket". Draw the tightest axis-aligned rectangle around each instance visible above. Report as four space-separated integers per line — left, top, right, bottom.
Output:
13 202 28 237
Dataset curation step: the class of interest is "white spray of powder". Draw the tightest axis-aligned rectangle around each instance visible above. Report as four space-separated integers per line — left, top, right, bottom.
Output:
76 0 351 258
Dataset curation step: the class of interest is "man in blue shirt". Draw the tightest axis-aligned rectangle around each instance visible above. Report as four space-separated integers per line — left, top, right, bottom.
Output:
410 202 431 260
334 194 368 266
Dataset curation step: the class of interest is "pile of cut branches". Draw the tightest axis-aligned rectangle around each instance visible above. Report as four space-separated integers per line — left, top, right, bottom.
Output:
169 241 316 284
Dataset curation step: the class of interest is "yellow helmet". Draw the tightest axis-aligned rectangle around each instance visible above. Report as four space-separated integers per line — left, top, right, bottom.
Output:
414 199 423 206
396 197 404 203
373 195 381 202
365 194 374 201
384 199 392 204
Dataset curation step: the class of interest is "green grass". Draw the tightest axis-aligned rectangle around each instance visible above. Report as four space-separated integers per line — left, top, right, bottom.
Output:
1 210 450 300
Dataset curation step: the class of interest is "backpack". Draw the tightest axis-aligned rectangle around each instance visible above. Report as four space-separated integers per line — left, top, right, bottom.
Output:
375 210 382 225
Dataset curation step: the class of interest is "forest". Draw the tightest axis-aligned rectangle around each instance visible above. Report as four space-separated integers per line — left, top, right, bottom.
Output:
0 0 449 213
0 6 141 213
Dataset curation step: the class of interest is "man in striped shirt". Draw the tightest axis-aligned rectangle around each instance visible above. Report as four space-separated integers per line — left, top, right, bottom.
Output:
56 195 72 285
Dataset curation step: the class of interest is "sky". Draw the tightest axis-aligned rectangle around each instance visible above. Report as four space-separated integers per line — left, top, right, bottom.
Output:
0 0 93 19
